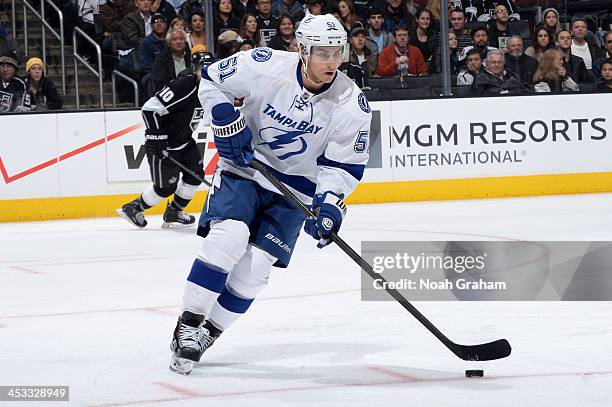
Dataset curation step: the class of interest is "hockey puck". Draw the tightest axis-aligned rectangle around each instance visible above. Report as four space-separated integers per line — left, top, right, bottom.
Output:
465 369 484 378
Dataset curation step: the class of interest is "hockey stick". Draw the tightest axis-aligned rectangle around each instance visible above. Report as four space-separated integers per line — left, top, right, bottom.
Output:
161 151 213 187
250 158 511 362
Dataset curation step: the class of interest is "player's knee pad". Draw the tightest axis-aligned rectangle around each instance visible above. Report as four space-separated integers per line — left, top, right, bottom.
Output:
175 179 199 201
197 219 250 272
141 184 165 207
153 184 176 198
227 245 277 299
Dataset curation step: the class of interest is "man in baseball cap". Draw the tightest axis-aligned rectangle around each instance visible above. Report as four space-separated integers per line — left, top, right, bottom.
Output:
0 54 30 112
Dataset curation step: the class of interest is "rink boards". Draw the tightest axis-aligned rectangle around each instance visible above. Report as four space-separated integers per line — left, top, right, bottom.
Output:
0 93 611 221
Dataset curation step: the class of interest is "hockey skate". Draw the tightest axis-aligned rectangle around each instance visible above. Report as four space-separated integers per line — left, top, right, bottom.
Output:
169 311 222 375
116 201 147 228
161 204 195 229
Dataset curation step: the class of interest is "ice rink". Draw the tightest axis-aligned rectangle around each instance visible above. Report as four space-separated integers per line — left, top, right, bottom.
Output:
1 193 612 407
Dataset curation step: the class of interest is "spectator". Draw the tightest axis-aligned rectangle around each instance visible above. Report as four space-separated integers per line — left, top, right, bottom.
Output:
304 0 323 17
343 26 377 87
117 0 153 76
471 49 526 95
239 39 256 51
457 48 481 85
449 8 472 54
524 27 552 63
338 0 362 34
186 11 206 49
179 0 204 29
366 8 393 56
100 0 134 35
383 0 414 33
0 23 22 63
0 55 29 113
431 30 459 74
169 17 187 31
458 26 497 64
469 0 519 23
505 35 537 84
140 14 168 75
77 0 98 63
536 8 560 37
376 25 428 77
410 8 437 66
592 32 612 81
151 0 177 25
151 28 190 92
215 0 240 43
487 4 514 51
570 18 602 71
532 49 579 93
217 30 240 58
255 0 279 45
288 37 299 52
232 0 257 21
274 0 304 22
267 14 296 51
24 57 63 111
594 58 612 92
556 29 591 83
238 13 265 47
425 0 444 29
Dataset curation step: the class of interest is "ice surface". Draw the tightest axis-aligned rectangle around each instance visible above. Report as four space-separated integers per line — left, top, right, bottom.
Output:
1 194 611 406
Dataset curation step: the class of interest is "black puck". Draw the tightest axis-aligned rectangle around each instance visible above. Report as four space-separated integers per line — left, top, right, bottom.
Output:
465 369 484 378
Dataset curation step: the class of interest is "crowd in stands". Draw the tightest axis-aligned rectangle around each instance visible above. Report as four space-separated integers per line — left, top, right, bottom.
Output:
1 0 612 112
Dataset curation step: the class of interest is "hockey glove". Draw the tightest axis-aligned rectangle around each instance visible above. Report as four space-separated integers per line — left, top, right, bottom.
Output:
144 129 169 158
304 192 347 248
210 103 254 167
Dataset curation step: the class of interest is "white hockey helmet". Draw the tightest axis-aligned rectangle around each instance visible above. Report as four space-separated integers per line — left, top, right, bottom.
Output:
296 14 349 60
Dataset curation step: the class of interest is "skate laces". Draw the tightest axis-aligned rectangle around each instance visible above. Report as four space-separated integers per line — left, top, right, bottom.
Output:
179 323 216 350
134 211 145 224
177 211 192 222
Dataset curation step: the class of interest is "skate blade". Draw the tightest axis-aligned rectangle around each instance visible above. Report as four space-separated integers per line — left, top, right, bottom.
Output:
115 209 146 229
169 355 194 375
161 221 194 229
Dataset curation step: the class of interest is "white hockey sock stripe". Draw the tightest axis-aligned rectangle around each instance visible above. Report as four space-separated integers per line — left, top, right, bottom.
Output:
141 184 165 207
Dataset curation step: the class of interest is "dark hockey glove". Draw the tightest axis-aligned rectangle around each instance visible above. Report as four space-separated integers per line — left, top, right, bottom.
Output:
144 129 169 158
304 192 347 248
210 103 254 167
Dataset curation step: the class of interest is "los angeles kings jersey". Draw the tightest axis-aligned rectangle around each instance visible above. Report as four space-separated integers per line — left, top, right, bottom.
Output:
198 48 372 202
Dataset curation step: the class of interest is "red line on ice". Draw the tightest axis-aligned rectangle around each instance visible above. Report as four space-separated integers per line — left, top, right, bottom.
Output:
152 382 204 398
6 266 42 275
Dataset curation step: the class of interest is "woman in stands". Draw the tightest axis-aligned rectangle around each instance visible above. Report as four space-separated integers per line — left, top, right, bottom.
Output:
337 0 362 33
267 14 296 51
25 57 63 111
410 8 438 68
186 11 206 49
525 27 553 62
532 49 579 93
238 13 265 47
537 8 561 36
214 0 240 42
169 17 187 32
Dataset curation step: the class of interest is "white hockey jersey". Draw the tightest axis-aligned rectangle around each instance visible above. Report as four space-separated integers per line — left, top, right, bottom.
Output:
198 48 372 203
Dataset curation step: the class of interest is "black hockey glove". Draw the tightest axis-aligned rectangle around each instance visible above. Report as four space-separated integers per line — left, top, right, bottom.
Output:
144 129 169 158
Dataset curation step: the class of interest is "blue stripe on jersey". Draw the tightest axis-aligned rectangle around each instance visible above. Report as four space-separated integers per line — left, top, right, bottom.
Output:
187 259 228 293
202 65 212 81
317 155 366 181
217 287 254 313
262 161 317 197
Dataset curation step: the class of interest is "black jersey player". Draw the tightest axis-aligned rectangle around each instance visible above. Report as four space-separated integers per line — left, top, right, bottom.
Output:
117 50 215 228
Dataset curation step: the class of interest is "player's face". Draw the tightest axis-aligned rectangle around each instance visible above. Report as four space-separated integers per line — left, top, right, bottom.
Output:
602 63 612 81
191 14 204 32
368 14 383 30
306 46 343 84
0 63 16 81
29 64 43 81
544 11 557 28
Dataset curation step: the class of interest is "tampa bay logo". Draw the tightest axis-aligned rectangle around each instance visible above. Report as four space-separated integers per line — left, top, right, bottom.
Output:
258 127 308 160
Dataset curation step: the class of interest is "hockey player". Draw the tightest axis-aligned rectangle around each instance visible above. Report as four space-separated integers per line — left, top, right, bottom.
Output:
116 49 215 229
169 14 372 374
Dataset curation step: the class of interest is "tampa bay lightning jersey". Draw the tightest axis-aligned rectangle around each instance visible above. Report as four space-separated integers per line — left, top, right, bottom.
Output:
198 48 372 202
